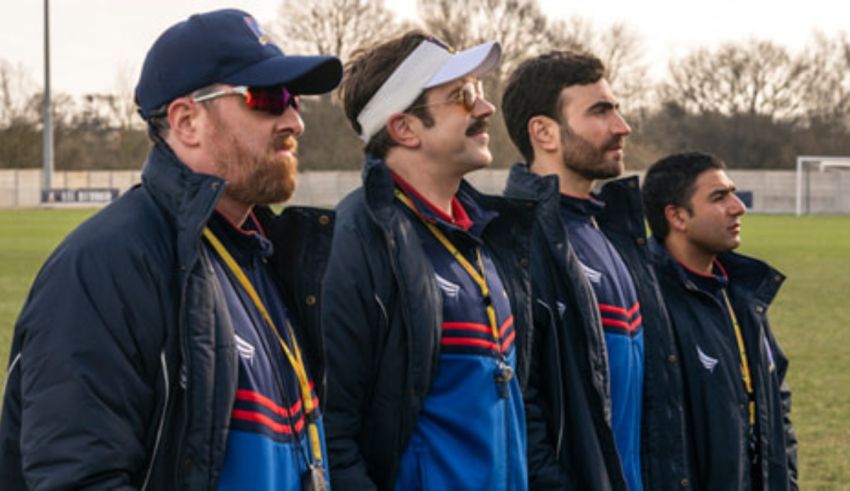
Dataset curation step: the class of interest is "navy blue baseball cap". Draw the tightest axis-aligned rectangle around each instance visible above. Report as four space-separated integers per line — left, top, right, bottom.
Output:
135 9 342 120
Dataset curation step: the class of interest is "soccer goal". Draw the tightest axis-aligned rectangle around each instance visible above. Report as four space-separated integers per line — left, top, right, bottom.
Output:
795 156 850 216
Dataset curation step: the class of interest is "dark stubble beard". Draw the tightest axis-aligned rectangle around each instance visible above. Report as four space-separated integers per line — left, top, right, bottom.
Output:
209 112 298 206
559 120 625 181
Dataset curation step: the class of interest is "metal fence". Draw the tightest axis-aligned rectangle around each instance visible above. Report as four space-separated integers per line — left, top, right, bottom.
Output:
1 168 848 214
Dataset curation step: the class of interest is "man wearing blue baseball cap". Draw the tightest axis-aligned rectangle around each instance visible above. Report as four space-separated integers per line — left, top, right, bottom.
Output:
0 9 341 490
322 31 535 490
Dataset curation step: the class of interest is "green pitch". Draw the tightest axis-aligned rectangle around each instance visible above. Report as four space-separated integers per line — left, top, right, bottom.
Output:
0 208 98 360
0 209 848 486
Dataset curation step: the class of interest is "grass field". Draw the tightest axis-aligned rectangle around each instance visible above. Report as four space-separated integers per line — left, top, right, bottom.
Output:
1 209 849 487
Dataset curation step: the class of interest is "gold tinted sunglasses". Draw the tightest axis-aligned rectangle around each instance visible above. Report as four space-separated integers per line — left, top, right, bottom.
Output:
408 80 484 113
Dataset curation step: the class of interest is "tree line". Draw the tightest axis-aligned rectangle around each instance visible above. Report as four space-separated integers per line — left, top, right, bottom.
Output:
2 0 850 171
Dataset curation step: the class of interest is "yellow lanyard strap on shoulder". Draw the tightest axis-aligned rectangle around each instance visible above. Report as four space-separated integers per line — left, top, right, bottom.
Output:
203 227 323 464
394 189 502 350
721 288 755 427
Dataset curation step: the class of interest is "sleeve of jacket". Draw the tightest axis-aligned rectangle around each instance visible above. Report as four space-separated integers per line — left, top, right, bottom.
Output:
321 218 381 491
14 237 168 490
766 325 798 489
524 290 570 489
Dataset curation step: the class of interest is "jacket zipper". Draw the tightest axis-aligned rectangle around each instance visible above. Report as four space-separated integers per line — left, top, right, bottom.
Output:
536 299 566 458
383 230 416 478
172 270 195 490
141 351 170 491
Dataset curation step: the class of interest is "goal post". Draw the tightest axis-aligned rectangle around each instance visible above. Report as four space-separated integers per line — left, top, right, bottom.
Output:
795 156 850 216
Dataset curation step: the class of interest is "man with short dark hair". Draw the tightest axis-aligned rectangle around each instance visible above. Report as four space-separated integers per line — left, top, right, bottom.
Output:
501 51 689 490
0 9 342 489
642 151 798 490
322 31 534 490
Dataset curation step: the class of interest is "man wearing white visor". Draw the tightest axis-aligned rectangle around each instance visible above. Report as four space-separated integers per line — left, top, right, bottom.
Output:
322 31 537 490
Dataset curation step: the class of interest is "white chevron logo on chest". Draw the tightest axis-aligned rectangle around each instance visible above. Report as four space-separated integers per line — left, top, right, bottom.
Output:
578 260 603 284
697 345 719 373
435 273 460 298
234 334 255 364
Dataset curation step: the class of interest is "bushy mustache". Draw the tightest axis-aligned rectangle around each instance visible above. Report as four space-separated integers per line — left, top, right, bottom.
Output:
272 134 298 154
466 118 489 137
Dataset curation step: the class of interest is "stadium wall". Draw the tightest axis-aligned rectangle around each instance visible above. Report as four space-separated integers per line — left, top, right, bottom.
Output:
0 168 847 214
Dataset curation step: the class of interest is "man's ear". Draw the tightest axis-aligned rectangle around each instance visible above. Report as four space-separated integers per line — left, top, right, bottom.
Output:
386 113 420 149
167 97 203 147
665 204 689 232
528 115 559 154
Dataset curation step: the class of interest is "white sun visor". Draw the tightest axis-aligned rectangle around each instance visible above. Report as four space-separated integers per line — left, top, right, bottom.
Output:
356 39 502 143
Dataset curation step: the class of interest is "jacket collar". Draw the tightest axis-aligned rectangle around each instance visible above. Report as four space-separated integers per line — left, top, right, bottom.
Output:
649 237 785 306
504 162 560 203
141 142 225 268
206 211 274 267
560 192 606 220
362 154 398 219
505 163 643 228
716 249 785 305
392 171 475 231
141 143 225 222
361 154 508 230
594 175 644 236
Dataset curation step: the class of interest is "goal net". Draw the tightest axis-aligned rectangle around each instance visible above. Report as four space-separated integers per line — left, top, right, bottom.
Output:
795 156 850 216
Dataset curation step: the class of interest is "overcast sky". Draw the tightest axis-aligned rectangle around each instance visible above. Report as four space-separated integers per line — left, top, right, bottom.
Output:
1 0 847 98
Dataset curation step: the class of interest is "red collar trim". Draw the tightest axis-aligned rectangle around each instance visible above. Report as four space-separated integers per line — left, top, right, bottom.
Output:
712 258 729 280
213 209 266 237
248 209 268 237
675 256 728 280
391 172 473 231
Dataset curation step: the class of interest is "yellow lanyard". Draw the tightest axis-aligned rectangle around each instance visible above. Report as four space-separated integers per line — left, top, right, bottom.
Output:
720 288 755 427
203 227 323 465
394 189 503 351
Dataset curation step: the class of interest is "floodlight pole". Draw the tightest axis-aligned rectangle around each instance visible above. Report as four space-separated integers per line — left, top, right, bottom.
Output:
42 0 54 193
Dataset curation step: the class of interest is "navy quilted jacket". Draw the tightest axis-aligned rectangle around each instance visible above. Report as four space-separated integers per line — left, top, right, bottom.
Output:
0 143 331 490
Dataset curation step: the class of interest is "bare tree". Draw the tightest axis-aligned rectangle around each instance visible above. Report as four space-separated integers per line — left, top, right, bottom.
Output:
797 31 850 126
0 60 38 127
419 4 650 109
545 16 594 51
73 73 143 133
417 0 549 81
594 23 649 107
0 61 40 167
270 0 402 61
110 64 144 130
546 18 650 109
662 39 807 120
75 94 125 132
